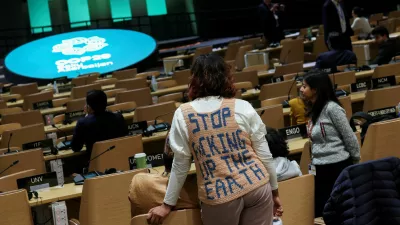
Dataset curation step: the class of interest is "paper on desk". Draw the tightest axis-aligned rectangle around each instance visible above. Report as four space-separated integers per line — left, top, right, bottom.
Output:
50 159 64 186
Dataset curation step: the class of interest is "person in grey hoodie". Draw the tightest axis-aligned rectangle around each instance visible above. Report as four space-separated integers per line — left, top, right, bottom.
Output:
266 127 302 182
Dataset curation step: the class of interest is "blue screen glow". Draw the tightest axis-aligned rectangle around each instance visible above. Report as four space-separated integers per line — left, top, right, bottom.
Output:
5 29 157 80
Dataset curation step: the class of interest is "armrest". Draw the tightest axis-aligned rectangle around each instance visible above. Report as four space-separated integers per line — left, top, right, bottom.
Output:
69 219 80 225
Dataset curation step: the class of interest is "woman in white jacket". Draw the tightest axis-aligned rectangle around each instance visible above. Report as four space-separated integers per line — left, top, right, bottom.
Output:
266 127 302 181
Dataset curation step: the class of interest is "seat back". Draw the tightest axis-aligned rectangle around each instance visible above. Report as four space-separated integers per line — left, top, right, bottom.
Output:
159 93 183 103
158 80 178 90
2 110 43 126
172 69 191 85
115 88 152 107
274 61 303 76
22 91 53 111
0 169 37 192
259 80 298 100
0 123 22 135
338 96 352 120
261 96 292 107
106 102 137 112
388 10 400 19
279 175 315 225
136 71 160 79
134 101 176 124
329 71 356 86
112 68 138 80
71 83 102 99
242 64 269 73
256 105 284 129
243 37 261 48
0 124 46 149
0 189 34 225
71 74 99 87
115 78 148 91
363 86 400 112
299 140 311 175
130 209 202 225
10 83 39 97
234 82 253 90
225 60 237 74
0 100 7 109
370 13 383 25
379 18 397 33
361 118 400 162
224 41 243 61
192 46 213 63
233 71 259 86
280 39 304 64
0 149 45 176
373 63 400 78
66 98 86 112
235 45 253 71
104 88 127 98
89 136 144 172
79 169 148 225
313 35 328 55
94 78 118 86
0 108 23 116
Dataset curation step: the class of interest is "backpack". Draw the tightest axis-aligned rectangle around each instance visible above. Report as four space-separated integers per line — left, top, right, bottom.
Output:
349 111 396 144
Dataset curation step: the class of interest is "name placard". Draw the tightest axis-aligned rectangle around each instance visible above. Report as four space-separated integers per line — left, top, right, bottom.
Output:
278 124 308 140
127 121 148 136
351 81 370 92
367 106 397 118
371 75 396 89
58 84 75 93
17 172 58 192
2 85 11 93
65 110 85 122
272 76 284 83
22 139 54 151
33 100 53 110
129 153 164 169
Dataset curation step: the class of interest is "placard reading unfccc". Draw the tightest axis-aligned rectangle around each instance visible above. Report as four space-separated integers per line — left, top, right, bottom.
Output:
5 29 156 80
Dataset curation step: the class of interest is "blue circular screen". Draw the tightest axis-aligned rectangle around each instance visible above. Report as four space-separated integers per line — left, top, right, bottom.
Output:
5 29 157 79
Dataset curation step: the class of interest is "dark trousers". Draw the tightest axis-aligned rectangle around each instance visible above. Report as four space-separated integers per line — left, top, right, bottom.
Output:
314 158 352 217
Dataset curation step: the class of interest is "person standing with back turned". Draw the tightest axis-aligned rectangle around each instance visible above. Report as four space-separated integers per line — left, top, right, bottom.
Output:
147 54 283 225
300 70 360 217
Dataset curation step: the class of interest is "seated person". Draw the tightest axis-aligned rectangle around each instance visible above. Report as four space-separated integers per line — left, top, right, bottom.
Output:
288 97 307 126
315 32 357 73
351 7 372 37
128 134 199 217
370 26 396 65
266 127 302 181
71 90 128 153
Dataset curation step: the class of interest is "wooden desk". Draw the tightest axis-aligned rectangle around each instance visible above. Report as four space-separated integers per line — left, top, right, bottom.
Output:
258 69 375 80
29 183 82 207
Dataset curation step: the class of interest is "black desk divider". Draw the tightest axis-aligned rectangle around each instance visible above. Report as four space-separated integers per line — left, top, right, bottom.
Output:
367 106 397 118
65 110 85 122
371 75 396 89
33 100 53 110
17 172 58 191
127 121 148 136
351 80 370 92
278 124 308 140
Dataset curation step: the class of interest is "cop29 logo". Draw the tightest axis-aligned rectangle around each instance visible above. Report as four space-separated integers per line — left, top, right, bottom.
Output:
52 36 108 56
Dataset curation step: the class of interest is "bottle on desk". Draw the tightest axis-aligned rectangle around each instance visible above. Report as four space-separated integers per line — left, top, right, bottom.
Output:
53 81 59 94
151 76 158 92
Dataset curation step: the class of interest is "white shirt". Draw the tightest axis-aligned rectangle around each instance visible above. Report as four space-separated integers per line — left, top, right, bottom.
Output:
351 17 372 35
331 0 346 33
164 97 278 206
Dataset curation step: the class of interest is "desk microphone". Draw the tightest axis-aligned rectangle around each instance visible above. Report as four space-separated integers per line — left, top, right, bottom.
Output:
85 145 115 169
52 124 71 150
143 111 175 137
6 133 13 154
282 73 299 108
0 160 19 176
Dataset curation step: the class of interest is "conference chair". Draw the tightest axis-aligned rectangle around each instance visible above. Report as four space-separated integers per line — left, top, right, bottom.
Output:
361 118 400 162
256 105 284 129
373 63 400 78
136 71 160 79
158 93 183 103
130 209 202 225
94 78 118 86
235 45 253 71
258 80 298 100
350 35 358 42
243 37 262 48
192 46 213 63
115 88 152 107
318 24 324 35
379 18 397 33
388 10 400 19
339 96 352 120
10 83 38 97
299 141 311 175
69 169 148 225
89 135 144 172
0 107 23 116
278 39 304 64
261 96 294 107
298 28 308 39
157 80 178 90
115 78 148 91
304 36 328 62
279 175 315 225
106 102 137 113
0 123 21 135
172 69 191 85
52 97 71 108
370 13 383 26
134 101 176 124
112 68 138 80
1 110 43 126
104 88 127 98
234 82 253 90
0 100 7 109
71 74 99 87
70 83 102 99
329 71 356 86
22 91 53 111
0 148 45 176
225 60 237 74
0 124 46 149
363 86 400 112
66 98 86 112
283 73 299 81
0 169 37 192
232 71 259 87
224 41 243 61
1 94 22 103
336 64 356 72
242 64 269 72
274 61 303 76
0 189 34 225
